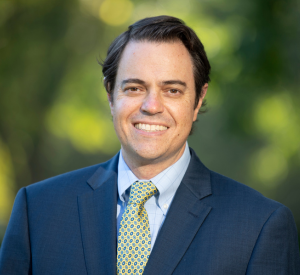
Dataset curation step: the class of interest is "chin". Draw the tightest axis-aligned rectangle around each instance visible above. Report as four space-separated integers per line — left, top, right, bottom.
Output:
131 146 167 162
135 150 164 161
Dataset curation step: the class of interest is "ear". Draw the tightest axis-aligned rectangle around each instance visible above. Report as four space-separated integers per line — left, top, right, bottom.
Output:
107 93 114 116
193 83 208 121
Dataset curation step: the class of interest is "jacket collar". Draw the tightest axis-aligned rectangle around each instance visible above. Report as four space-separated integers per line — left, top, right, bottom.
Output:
87 152 119 190
87 148 211 198
182 147 212 200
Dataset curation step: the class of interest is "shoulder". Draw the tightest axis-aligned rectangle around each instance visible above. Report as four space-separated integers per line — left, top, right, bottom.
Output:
205 172 300 272
207 171 299 251
23 154 119 199
188 148 282 213
208 170 289 224
25 163 99 195
210 171 281 208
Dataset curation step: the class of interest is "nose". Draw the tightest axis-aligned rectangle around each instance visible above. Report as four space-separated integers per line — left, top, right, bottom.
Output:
141 90 164 115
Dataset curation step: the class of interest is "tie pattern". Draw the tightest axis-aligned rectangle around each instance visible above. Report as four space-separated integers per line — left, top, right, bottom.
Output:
117 181 158 274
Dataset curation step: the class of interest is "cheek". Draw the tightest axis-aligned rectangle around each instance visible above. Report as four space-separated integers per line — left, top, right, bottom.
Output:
170 101 195 124
113 97 140 121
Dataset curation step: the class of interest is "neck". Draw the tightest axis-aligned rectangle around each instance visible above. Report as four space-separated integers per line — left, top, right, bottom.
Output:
122 144 186 180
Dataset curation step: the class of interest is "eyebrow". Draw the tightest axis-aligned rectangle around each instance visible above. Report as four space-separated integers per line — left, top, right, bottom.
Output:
161 80 186 87
121 78 146 87
121 78 186 87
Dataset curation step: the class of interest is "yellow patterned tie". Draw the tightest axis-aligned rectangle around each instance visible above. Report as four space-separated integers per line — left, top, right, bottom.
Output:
117 181 158 274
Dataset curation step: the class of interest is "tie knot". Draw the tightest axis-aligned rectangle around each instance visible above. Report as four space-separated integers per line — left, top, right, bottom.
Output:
128 181 157 206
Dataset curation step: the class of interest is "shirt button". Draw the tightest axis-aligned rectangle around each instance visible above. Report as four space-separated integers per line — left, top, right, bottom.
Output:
163 204 168 209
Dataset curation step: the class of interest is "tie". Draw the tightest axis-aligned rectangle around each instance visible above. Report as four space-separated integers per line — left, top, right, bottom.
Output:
117 181 158 274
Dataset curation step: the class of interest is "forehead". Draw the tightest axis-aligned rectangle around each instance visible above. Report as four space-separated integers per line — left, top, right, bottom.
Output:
115 40 195 85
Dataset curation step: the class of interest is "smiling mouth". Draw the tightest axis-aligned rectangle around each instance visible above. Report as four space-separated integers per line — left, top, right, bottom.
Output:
134 123 168 132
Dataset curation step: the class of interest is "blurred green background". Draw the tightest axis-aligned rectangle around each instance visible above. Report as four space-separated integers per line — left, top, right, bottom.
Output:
0 0 300 246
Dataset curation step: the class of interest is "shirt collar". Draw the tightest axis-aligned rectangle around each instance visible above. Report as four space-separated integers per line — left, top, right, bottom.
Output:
117 142 191 214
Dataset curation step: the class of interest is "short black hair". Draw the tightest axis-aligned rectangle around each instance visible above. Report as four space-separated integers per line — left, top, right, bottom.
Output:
101 15 211 110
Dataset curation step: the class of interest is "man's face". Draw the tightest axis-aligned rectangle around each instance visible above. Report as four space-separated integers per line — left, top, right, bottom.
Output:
109 40 206 166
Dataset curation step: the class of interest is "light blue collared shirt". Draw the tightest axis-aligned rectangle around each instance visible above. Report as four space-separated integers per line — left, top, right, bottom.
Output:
117 142 191 250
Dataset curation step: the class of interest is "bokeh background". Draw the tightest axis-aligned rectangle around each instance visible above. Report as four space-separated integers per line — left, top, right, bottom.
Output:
0 0 299 246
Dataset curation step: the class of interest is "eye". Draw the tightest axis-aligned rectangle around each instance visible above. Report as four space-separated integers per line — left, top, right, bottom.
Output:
125 87 141 92
168 89 180 94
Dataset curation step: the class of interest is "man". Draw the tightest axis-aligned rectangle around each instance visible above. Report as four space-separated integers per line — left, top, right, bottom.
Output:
0 16 299 274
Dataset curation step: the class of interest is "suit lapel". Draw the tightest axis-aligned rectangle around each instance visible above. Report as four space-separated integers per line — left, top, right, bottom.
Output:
144 149 212 275
78 154 119 275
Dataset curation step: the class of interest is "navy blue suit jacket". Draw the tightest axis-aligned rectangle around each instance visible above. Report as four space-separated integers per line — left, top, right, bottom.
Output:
0 148 299 274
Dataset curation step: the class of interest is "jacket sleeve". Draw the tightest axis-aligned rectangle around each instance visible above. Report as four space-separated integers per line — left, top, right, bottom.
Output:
246 205 300 274
0 187 31 274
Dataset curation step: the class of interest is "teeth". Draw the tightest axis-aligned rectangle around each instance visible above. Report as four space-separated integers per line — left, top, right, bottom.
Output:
134 123 168 132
